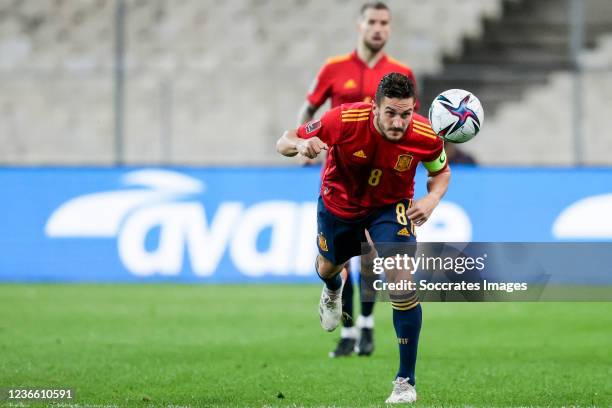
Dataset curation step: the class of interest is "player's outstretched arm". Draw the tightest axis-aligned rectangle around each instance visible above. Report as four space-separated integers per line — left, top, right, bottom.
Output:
276 129 328 159
407 166 451 226
297 102 319 126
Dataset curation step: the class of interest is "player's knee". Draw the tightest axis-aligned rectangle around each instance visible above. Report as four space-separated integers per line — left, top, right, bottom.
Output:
316 255 343 279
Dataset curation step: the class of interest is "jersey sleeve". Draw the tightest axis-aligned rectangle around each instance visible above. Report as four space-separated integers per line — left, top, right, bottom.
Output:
306 63 333 108
296 106 342 145
422 145 448 175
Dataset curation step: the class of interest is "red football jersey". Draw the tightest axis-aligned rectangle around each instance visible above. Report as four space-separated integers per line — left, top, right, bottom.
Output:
297 102 446 220
307 50 420 111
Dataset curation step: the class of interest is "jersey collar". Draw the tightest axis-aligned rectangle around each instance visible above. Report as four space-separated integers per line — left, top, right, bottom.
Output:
351 49 388 70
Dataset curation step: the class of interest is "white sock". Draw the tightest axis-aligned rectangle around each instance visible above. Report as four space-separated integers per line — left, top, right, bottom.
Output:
340 326 358 339
356 314 374 329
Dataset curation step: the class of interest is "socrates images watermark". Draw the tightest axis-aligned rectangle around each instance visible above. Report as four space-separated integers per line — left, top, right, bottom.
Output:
370 253 529 293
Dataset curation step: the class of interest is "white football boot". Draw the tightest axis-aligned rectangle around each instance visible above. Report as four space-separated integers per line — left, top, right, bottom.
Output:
385 377 417 404
318 280 344 332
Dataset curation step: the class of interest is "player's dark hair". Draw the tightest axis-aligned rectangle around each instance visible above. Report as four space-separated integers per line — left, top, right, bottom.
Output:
374 73 416 105
360 1 390 17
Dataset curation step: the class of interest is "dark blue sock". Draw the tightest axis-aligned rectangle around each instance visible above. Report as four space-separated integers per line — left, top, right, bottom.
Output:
359 256 376 317
342 270 354 327
317 269 342 291
392 303 422 386
360 300 375 317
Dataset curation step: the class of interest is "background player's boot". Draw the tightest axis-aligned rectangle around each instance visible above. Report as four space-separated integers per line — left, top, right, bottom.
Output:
357 327 374 356
329 326 357 357
329 337 356 358
318 282 344 331
355 315 375 356
385 377 417 404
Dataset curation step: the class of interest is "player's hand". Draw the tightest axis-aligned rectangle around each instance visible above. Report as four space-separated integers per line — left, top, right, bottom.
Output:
300 149 327 166
296 137 328 159
407 194 439 226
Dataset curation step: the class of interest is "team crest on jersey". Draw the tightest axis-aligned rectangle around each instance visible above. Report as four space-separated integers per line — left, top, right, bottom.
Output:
318 232 329 252
305 120 321 134
394 154 413 172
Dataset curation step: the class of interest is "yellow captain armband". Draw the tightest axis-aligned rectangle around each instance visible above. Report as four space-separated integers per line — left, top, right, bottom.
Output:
423 148 447 174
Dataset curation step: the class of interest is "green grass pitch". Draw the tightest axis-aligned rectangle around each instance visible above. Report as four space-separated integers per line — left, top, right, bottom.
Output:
0 284 610 407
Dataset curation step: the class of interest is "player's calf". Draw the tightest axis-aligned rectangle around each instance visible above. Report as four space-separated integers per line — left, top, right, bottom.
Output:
316 255 345 332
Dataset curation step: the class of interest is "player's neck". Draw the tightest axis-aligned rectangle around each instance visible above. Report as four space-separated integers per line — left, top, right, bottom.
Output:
356 44 384 68
372 115 383 136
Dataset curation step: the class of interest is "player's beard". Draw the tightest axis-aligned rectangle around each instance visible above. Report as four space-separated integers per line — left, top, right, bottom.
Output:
376 115 405 142
364 38 386 53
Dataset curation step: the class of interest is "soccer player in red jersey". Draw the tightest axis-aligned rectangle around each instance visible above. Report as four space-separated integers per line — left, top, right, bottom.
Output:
297 1 420 358
298 2 419 122
278 73 450 403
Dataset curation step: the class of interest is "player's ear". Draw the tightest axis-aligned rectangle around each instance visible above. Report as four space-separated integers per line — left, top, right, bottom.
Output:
356 13 365 33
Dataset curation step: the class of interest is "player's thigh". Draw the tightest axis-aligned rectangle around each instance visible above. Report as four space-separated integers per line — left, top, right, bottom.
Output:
366 199 416 257
317 196 366 267
367 200 418 301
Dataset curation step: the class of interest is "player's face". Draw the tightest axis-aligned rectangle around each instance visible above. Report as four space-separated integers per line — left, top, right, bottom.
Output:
373 97 415 142
358 8 390 53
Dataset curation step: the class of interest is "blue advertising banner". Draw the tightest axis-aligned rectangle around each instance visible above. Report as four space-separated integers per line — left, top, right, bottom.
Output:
0 166 611 282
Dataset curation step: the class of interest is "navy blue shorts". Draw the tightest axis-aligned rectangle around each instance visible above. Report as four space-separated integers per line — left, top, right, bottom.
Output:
316 196 417 266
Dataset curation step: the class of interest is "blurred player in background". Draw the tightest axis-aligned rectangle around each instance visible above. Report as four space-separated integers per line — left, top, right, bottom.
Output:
278 73 450 403
445 142 478 165
297 1 419 358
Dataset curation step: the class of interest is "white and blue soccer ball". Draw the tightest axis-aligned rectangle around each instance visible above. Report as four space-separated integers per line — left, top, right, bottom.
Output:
428 89 484 143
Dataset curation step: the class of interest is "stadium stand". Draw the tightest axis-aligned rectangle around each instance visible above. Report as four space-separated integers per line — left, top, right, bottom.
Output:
0 0 611 165
0 0 501 164
468 32 612 166
419 0 612 166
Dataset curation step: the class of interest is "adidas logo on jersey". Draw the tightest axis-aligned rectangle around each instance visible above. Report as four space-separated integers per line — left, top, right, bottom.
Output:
353 150 367 158
397 227 410 237
343 79 357 89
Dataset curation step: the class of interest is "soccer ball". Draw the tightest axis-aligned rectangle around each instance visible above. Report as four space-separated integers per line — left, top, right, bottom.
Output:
428 89 484 143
